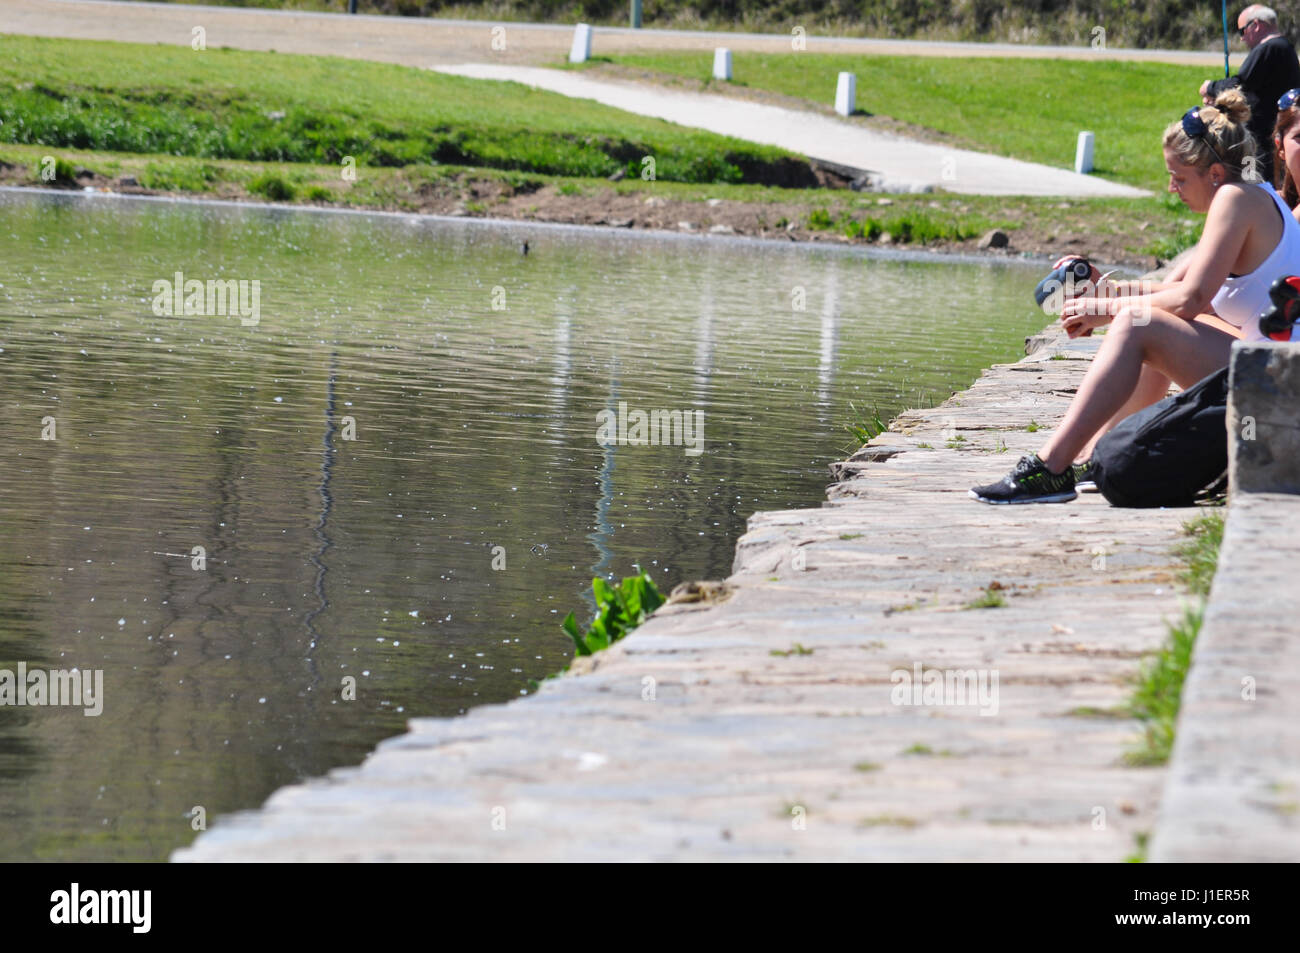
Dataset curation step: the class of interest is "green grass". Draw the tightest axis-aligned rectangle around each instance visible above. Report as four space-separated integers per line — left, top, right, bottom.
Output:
0 34 799 185
1122 512 1225 767
34 155 78 184
770 643 815 657
1067 705 1131 719
138 160 220 192
247 170 297 201
964 584 1006 609
1124 602 1203 766
1124 831 1151 863
901 743 952 756
859 814 920 828
809 204 1000 243
590 52 1208 192
1172 512 1225 597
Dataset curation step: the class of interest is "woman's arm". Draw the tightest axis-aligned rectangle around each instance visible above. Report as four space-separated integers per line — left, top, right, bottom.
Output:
1062 186 1254 335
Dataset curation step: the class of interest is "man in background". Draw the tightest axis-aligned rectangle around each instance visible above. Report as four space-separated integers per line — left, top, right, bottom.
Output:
1200 5 1300 183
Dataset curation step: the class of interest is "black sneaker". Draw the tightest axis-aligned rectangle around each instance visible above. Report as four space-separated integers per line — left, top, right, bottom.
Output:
1072 459 1099 493
969 454 1077 504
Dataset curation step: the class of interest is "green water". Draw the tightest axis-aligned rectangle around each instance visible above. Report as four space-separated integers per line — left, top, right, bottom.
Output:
0 190 1047 860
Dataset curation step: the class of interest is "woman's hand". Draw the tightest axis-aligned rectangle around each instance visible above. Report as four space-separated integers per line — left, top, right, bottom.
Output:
1050 256 1102 288
1060 297 1110 338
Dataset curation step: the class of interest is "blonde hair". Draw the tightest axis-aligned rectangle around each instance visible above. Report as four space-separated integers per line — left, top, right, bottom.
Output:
1163 89 1258 181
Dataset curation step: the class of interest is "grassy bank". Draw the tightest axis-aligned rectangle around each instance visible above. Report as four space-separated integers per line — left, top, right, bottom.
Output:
0 34 1205 265
580 52 1210 193
0 140 1196 266
0 35 804 186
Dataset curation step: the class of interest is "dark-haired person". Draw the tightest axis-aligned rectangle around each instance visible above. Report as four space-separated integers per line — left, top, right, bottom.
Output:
1274 87 1300 210
1200 5 1300 183
971 89 1300 504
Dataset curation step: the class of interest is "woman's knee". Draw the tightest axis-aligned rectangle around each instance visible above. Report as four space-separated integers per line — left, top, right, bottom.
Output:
1111 303 1165 334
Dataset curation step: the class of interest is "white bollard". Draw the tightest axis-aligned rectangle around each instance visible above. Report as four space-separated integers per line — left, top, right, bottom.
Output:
569 23 592 64
834 72 856 117
1075 131 1095 175
713 48 732 81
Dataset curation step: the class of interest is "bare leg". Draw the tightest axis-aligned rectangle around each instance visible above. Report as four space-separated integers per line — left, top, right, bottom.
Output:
1075 364 1172 462
1037 307 1237 473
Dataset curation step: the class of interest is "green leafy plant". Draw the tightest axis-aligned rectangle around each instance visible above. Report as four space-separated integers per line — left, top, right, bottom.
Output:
845 401 886 446
807 207 834 230
561 567 664 657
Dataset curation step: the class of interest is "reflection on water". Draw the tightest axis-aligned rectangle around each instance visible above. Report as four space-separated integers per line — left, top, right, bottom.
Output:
0 190 1046 860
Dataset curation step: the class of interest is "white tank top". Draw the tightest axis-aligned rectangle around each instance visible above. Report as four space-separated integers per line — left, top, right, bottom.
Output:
1210 181 1300 342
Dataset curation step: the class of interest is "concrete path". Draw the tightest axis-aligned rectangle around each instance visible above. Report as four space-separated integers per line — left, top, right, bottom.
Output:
175 327 1195 862
436 63 1148 197
5 1 1246 68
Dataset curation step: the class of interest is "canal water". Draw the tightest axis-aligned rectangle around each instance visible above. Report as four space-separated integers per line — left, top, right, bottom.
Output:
0 190 1047 860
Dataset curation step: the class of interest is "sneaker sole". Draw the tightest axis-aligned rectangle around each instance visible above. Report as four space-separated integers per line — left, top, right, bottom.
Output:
1076 481 1098 493
968 489 1078 504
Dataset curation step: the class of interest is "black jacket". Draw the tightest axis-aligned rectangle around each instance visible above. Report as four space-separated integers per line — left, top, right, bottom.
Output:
1207 34 1300 175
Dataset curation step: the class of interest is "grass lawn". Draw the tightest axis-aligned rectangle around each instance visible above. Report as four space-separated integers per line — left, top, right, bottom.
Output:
0 34 798 184
584 52 1216 193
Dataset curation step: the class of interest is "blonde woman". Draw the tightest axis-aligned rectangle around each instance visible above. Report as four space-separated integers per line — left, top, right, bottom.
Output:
972 89 1300 503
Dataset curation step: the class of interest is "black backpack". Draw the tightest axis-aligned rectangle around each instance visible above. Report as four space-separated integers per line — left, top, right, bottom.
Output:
1092 367 1229 508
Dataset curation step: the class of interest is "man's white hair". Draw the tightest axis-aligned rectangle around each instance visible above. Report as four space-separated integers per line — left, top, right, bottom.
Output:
1246 5 1278 26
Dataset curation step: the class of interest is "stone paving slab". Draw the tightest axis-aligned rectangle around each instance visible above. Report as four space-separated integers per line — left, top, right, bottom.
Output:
175 328 1203 862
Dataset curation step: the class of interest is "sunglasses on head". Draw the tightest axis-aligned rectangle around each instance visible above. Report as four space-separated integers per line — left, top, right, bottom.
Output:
1182 107 1228 166
1280 88 1300 111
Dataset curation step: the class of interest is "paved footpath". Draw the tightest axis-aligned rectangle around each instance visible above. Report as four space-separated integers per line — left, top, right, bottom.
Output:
6 1 1245 68
435 63 1147 197
176 327 1197 862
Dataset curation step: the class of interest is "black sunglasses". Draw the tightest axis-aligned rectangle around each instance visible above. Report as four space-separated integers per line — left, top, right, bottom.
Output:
1182 107 1228 166
1238 18 1258 36
1280 88 1300 111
